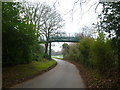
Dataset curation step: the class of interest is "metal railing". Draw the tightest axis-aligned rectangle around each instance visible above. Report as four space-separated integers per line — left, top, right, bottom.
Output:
49 36 80 42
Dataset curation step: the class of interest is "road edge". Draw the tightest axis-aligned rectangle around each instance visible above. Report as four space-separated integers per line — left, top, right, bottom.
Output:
62 59 87 88
8 60 57 88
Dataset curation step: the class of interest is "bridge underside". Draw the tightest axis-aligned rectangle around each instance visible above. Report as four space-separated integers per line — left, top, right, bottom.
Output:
39 36 80 60
49 40 79 42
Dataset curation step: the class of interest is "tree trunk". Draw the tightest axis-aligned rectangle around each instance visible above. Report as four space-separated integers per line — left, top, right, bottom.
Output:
45 43 48 58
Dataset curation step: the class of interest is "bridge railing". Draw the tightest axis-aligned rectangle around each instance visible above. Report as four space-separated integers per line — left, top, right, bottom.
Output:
49 36 80 42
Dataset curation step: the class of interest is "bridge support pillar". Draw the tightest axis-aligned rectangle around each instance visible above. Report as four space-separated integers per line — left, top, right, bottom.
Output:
49 42 51 60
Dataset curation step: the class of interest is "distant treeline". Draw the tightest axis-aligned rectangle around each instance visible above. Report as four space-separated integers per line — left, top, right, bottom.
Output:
51 49 62 56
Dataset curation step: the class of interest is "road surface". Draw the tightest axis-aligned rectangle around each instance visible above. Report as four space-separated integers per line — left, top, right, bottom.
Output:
12 59 85 88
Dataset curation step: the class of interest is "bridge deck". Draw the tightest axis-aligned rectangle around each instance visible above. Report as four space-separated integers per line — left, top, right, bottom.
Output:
49 36 80 42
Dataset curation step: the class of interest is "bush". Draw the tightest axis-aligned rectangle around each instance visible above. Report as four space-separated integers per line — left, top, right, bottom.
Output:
78 37 94 67
90 33 115 73
67 44 80 62
2 2 45 67
32 44 45 61
62 43 69 59
62 33 116 74
2 30 34 67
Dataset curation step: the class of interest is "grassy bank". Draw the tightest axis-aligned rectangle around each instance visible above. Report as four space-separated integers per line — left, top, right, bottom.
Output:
52 55 63 60
3 59 57 88
53 57 63 60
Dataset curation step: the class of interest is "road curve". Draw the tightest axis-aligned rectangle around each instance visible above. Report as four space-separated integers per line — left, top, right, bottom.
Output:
12 59 86 88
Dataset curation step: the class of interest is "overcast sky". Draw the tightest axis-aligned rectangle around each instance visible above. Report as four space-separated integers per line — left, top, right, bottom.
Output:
17 0 103 51
49 0 102 51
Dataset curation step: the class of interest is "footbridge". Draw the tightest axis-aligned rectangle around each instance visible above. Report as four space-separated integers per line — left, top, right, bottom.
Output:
49 36 80 42
40 33 80 60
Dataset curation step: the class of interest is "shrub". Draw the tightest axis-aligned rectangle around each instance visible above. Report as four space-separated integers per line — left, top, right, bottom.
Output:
79 37 94 67
90 33 115 73
67 44 80 62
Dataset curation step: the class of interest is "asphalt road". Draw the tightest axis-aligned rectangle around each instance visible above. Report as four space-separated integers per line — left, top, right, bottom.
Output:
12 59 86 88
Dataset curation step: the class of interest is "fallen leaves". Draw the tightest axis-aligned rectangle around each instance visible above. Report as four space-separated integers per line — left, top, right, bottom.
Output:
64 60 120 88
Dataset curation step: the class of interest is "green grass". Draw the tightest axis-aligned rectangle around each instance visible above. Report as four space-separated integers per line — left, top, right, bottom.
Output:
52 55 63 59
54 57 63 59
3 60 56 87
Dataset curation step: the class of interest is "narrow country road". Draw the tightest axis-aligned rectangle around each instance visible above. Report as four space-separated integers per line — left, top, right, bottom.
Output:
12 59 86 88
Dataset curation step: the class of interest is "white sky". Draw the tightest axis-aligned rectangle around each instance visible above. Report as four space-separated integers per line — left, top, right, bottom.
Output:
48 0 102 52
17 0 103 52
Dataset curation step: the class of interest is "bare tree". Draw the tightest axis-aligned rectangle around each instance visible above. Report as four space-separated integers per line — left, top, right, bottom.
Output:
22 2 64 56
39 4 64 55
21 2 44 38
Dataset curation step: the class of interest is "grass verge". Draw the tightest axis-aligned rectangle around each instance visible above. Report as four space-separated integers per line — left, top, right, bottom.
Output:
54 57 63 60
3 59 57 88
